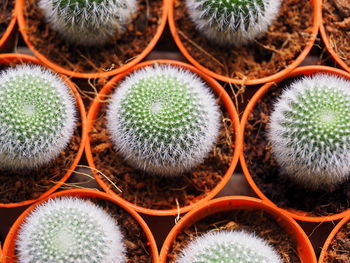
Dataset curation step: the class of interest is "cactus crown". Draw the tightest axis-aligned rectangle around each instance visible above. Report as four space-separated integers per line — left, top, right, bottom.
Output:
185 0 281 46
17 197 126 263
0 65 76 170
38 0 137 46
268 74 350 189
177 230 281 263
106 65 221 176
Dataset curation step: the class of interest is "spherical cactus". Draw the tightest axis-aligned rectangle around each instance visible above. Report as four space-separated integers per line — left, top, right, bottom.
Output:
38 0 137 46
106 65 221 176
0 65 76 170
17 197 126 263
185 0 281 46
176 230 281 263
268 74 350 189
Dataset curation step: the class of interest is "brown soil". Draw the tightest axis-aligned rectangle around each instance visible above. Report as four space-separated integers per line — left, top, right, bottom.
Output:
0 0 14 39
244 79 350 217
323 220 350 263
23 0 163 74
94 198 152 262
173 0 314 81
323 0 350 68
89 104 235 211
0 123 81 204
167 209 300 262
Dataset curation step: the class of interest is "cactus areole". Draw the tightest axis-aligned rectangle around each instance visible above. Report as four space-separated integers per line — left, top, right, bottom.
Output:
106 65 221 176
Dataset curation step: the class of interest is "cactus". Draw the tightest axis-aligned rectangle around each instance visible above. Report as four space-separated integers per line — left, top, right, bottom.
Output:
185 0 281 46
176 230 281 263
106 65 221 176
38 0 137 46
0 65 76 170
268 74 350 189
17 197 126 263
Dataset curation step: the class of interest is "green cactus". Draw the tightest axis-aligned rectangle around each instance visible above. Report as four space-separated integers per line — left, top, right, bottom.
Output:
185 0 281 46
0 65 76 170
177 230 281 263
268 74 350 189
106 65 221 176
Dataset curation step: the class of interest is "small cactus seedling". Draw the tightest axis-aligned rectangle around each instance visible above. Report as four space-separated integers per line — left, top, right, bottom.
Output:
38 0 137 46
268 74 350 189
0 65 76 170
176 230 281 263
185 0 281 46
17 197 126 263
106 65 221 176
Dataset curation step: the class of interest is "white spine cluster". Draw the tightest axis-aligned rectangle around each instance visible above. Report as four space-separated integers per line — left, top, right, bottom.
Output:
0 65 76 170
185 0 281 46
268 74 350 189
17 197 126 263
106 65 221 176
38 0 137 46
176 230 281 263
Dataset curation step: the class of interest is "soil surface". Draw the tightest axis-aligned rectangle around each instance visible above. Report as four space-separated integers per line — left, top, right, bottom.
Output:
0 123 81 204
323 220 350 263
323 0 350 67
173 0 314 81
89 103 235 211
0 0 14 40
244 79 350 217
94 198 152 262
167 209 300 262
23 0 163 74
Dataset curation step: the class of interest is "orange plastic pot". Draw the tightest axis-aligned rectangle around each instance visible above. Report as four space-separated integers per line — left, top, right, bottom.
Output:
2 189 159 263
0 53 87 208
0 3 17 53
168 0 321 85
85 59 242 216
16 0 168 79
318 214 350 262
160 196 317 262
240 65 350 222
320 3 350 73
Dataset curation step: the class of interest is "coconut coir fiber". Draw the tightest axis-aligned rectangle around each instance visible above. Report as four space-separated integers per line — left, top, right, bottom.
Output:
167 209 299 262
0 0 14 39
23 0 163 74
323 220 350 263
173 0 313 81
244 82 350 217
323 0 350 67
89 104 234 211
